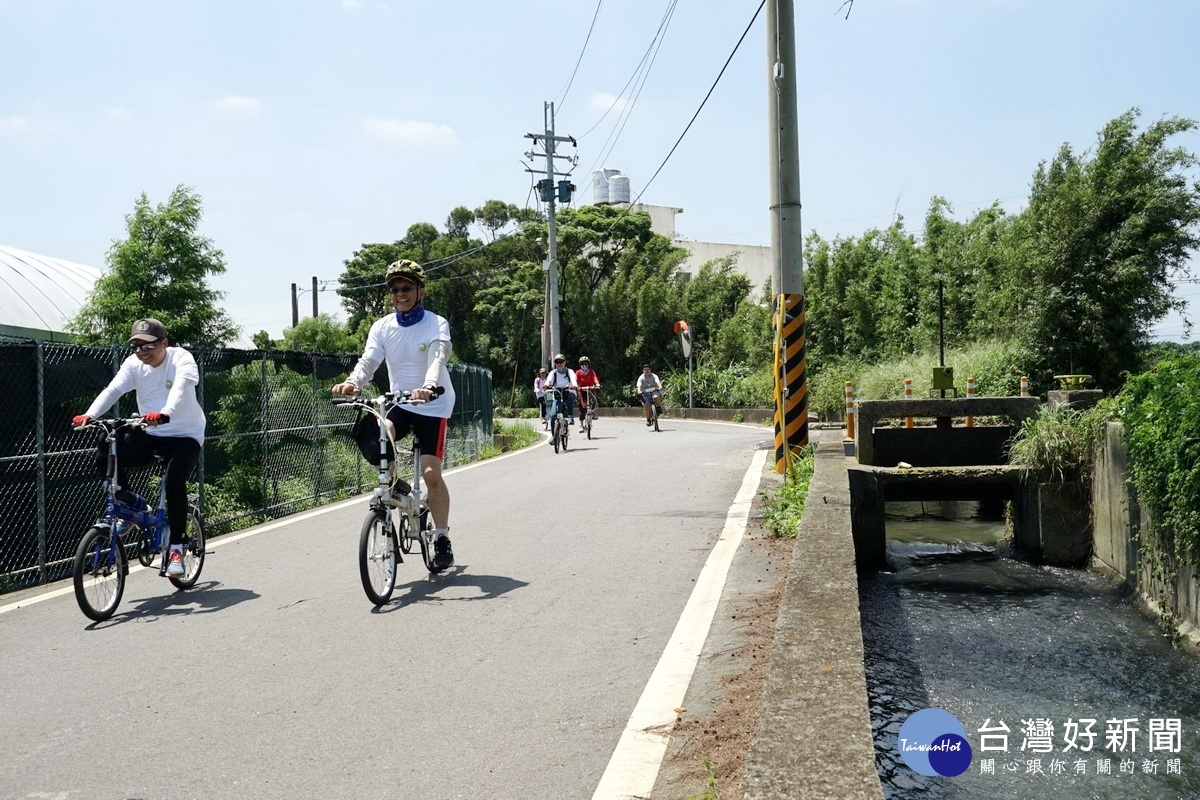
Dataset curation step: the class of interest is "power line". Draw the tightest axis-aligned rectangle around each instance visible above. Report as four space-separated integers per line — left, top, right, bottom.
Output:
627 0 765 209
554 0 605 113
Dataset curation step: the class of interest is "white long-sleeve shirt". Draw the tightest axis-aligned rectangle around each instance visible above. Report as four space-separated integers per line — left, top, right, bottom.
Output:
345 311 456 418
86 347 206 443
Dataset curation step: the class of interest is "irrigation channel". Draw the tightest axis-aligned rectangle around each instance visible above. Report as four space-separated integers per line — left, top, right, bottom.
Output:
862 501 1200 799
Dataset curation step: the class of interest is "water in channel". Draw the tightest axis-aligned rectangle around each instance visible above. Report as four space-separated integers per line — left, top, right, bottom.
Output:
863 501 1200 799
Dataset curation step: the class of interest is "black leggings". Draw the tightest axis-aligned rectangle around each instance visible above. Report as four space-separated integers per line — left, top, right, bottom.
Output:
97 429 201 545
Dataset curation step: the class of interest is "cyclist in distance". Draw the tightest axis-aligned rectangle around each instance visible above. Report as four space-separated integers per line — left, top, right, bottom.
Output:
332 259 457 570
637 364 663 426
71 318 204 578
574 356 601 433
543 353 578 437
534 367 548 425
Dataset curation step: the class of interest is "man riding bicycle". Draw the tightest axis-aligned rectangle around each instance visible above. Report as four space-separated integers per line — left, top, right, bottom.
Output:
71 318 205 578
637 364 663 426
332 259 457 570
574 356 601 433
542 354 578 441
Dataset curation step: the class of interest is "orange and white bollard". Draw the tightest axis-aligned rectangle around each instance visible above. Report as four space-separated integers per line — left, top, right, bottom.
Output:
966 377 976 427
1020 376 1030 398
844 381 855 442
904 378 914 428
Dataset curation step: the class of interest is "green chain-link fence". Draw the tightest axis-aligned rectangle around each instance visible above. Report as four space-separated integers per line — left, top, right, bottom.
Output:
0 337 492 594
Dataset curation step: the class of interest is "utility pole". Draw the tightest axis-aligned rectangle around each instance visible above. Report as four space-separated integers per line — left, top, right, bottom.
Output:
768 0 809 472
525 102 576 367
291 283 299 327
312 276 319 318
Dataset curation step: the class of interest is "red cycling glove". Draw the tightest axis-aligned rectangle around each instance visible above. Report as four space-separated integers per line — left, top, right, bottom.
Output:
142 411 168 425
71 414 91 428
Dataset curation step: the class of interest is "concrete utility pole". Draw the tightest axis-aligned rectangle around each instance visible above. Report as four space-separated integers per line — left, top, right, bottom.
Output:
768 0 809 472
312 276 319 318
291 283 299 328
525 102 576 367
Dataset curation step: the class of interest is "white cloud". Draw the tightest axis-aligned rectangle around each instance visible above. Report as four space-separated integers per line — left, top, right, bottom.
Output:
103 107 131 120
590 92 629 114
362 115 458 146
341 0 362 8
209 95 262 112
0 115 31 132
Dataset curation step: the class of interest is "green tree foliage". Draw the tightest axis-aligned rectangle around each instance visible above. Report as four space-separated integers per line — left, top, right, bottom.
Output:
251 330 274 350
1006 109 1200 389
802 109 1200 395
280 313 359 354
69 185 238 347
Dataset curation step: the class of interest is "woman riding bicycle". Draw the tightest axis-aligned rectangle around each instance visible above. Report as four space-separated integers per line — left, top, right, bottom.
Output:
574 356 601 434
71 318 205 578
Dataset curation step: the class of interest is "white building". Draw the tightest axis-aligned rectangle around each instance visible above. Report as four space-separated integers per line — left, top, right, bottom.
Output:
0 245 102 341
592 169 773 298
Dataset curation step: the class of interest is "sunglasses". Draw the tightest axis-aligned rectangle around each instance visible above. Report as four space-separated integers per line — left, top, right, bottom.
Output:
133 339 162 353
389 284 418 294
554 360 565 365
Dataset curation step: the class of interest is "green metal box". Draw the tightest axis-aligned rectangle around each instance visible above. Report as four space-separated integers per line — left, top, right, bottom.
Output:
931 366 955 391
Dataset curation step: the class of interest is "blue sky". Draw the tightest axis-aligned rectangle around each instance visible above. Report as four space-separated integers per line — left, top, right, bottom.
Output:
2 0 1198 344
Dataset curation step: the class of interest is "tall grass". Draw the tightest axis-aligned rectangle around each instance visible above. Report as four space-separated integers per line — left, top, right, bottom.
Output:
809 338 1034 418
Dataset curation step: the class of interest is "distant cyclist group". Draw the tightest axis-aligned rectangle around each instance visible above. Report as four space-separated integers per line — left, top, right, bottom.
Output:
67 257 667 618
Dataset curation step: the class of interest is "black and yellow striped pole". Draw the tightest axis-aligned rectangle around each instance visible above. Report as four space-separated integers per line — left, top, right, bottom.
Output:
768 0 807 473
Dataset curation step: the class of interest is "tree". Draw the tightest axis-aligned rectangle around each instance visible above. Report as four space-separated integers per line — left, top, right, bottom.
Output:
251 330 274 350
68 185 238 347
280 313 359 354
1009 109 1200 390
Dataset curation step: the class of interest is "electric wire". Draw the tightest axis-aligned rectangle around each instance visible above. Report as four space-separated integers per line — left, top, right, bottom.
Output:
597 0 765 235
579 0 680 183
553 0 605 113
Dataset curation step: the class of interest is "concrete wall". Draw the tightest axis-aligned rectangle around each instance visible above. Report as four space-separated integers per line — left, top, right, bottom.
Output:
1092 422 1200 646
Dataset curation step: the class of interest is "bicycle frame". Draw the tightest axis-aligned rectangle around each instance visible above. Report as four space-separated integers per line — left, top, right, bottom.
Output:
337 388 446 603
94 419 171 572
72 417 206 621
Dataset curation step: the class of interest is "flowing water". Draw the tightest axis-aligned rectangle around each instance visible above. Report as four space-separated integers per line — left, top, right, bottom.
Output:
864 501 1200 799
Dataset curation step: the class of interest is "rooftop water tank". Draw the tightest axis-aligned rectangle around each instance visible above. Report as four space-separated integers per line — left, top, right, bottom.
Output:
609 174 631 205
592 168 621 205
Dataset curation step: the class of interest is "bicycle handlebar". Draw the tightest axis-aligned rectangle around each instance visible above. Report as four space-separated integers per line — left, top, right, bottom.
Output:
332 386 445 408
73 416 163 433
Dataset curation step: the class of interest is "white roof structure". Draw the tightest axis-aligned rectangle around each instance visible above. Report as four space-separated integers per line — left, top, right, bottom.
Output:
0 245 103 341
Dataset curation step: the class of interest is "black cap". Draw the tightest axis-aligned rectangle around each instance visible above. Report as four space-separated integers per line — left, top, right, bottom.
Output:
129 318 167 343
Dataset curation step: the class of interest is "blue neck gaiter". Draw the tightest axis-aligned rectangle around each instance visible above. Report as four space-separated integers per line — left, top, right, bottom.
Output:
396 304 426 327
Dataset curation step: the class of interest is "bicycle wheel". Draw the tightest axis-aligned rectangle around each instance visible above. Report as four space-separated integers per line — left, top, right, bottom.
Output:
553 418 561 453
653 409 660 432
586 411 592 440
168 507 206 590
561 422 569 452
359 510 397 605
73 526 126 622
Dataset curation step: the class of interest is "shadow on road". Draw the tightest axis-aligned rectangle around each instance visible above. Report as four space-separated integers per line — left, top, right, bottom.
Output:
85 581 260 629
373 566 529 612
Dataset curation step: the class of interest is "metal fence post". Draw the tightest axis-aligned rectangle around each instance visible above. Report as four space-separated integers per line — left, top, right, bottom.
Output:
312 354 320 505
197 348 207 515
261 354 270 518
35 339 47 584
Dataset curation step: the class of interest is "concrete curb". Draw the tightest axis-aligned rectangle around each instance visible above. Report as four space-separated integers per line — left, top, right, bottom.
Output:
743 437 884 799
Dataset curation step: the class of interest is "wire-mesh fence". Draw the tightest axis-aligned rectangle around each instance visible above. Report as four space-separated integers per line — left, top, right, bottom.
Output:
0 337 492 594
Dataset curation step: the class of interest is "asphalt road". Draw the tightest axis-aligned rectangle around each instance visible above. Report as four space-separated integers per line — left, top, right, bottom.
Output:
0 415 773 800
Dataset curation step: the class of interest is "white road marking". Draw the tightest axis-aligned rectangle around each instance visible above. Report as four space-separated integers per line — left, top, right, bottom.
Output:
592 447 768 799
